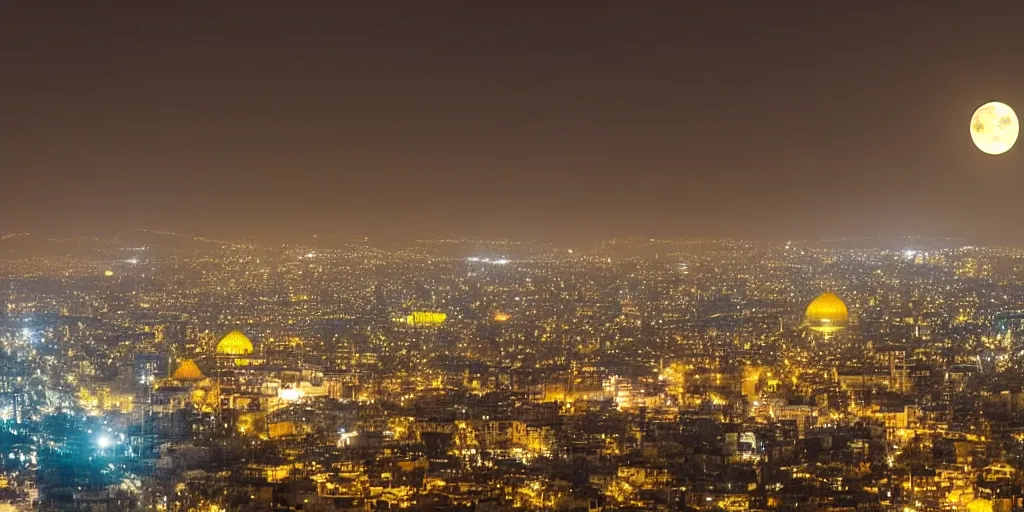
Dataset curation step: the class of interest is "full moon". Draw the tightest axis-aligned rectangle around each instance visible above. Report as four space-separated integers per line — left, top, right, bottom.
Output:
970 101 1019 155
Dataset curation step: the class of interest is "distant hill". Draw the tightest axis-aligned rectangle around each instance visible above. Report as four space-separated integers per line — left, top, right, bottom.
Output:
0 234 132 259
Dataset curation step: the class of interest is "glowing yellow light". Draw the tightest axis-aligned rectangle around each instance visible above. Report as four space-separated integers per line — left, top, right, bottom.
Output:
171 359 205 381
971 101 1018 155
804 291 849 332
280 388 304 401
269 421 296 438
103 270 114 277
215 330 254 355
405 311 447 326
493 311 511 322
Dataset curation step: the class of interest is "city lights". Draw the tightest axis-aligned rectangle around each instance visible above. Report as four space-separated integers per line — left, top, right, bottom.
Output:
466 257 510 265
2 1 1020 508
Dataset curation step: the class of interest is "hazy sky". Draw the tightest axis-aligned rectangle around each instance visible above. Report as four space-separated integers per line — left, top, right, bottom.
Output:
2 2 1024 242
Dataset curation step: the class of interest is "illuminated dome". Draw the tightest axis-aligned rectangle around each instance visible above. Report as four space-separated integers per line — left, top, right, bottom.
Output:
804 292 849 333
171 359 205 381
215 330 254 356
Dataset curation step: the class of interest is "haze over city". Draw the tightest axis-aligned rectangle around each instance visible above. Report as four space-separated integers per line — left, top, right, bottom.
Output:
3 2 1024 241
6 4 1024 511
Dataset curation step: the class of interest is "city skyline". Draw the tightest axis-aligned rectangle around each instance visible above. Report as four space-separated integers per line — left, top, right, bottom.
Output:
3 3 1024 241
1 235 1023 509
5 3 1024 510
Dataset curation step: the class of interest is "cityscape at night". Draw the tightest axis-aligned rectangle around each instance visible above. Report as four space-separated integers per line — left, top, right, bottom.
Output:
4 1 1024 510
0 235 1022 510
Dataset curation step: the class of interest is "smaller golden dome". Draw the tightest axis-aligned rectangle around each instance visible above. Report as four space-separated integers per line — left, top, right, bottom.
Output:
171 359 205 381
216 330 254 356
804 291 849 333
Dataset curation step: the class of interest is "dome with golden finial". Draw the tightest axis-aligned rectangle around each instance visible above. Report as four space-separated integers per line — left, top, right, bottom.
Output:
215 330 254 356
804 291 849 333
171 359 205 381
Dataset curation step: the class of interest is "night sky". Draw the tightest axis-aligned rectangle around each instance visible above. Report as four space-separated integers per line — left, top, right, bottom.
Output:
2 2 1024 242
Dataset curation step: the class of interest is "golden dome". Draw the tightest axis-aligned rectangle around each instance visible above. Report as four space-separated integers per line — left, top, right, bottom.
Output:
804 291 849 333
171 359 205 381
215 330 254 356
